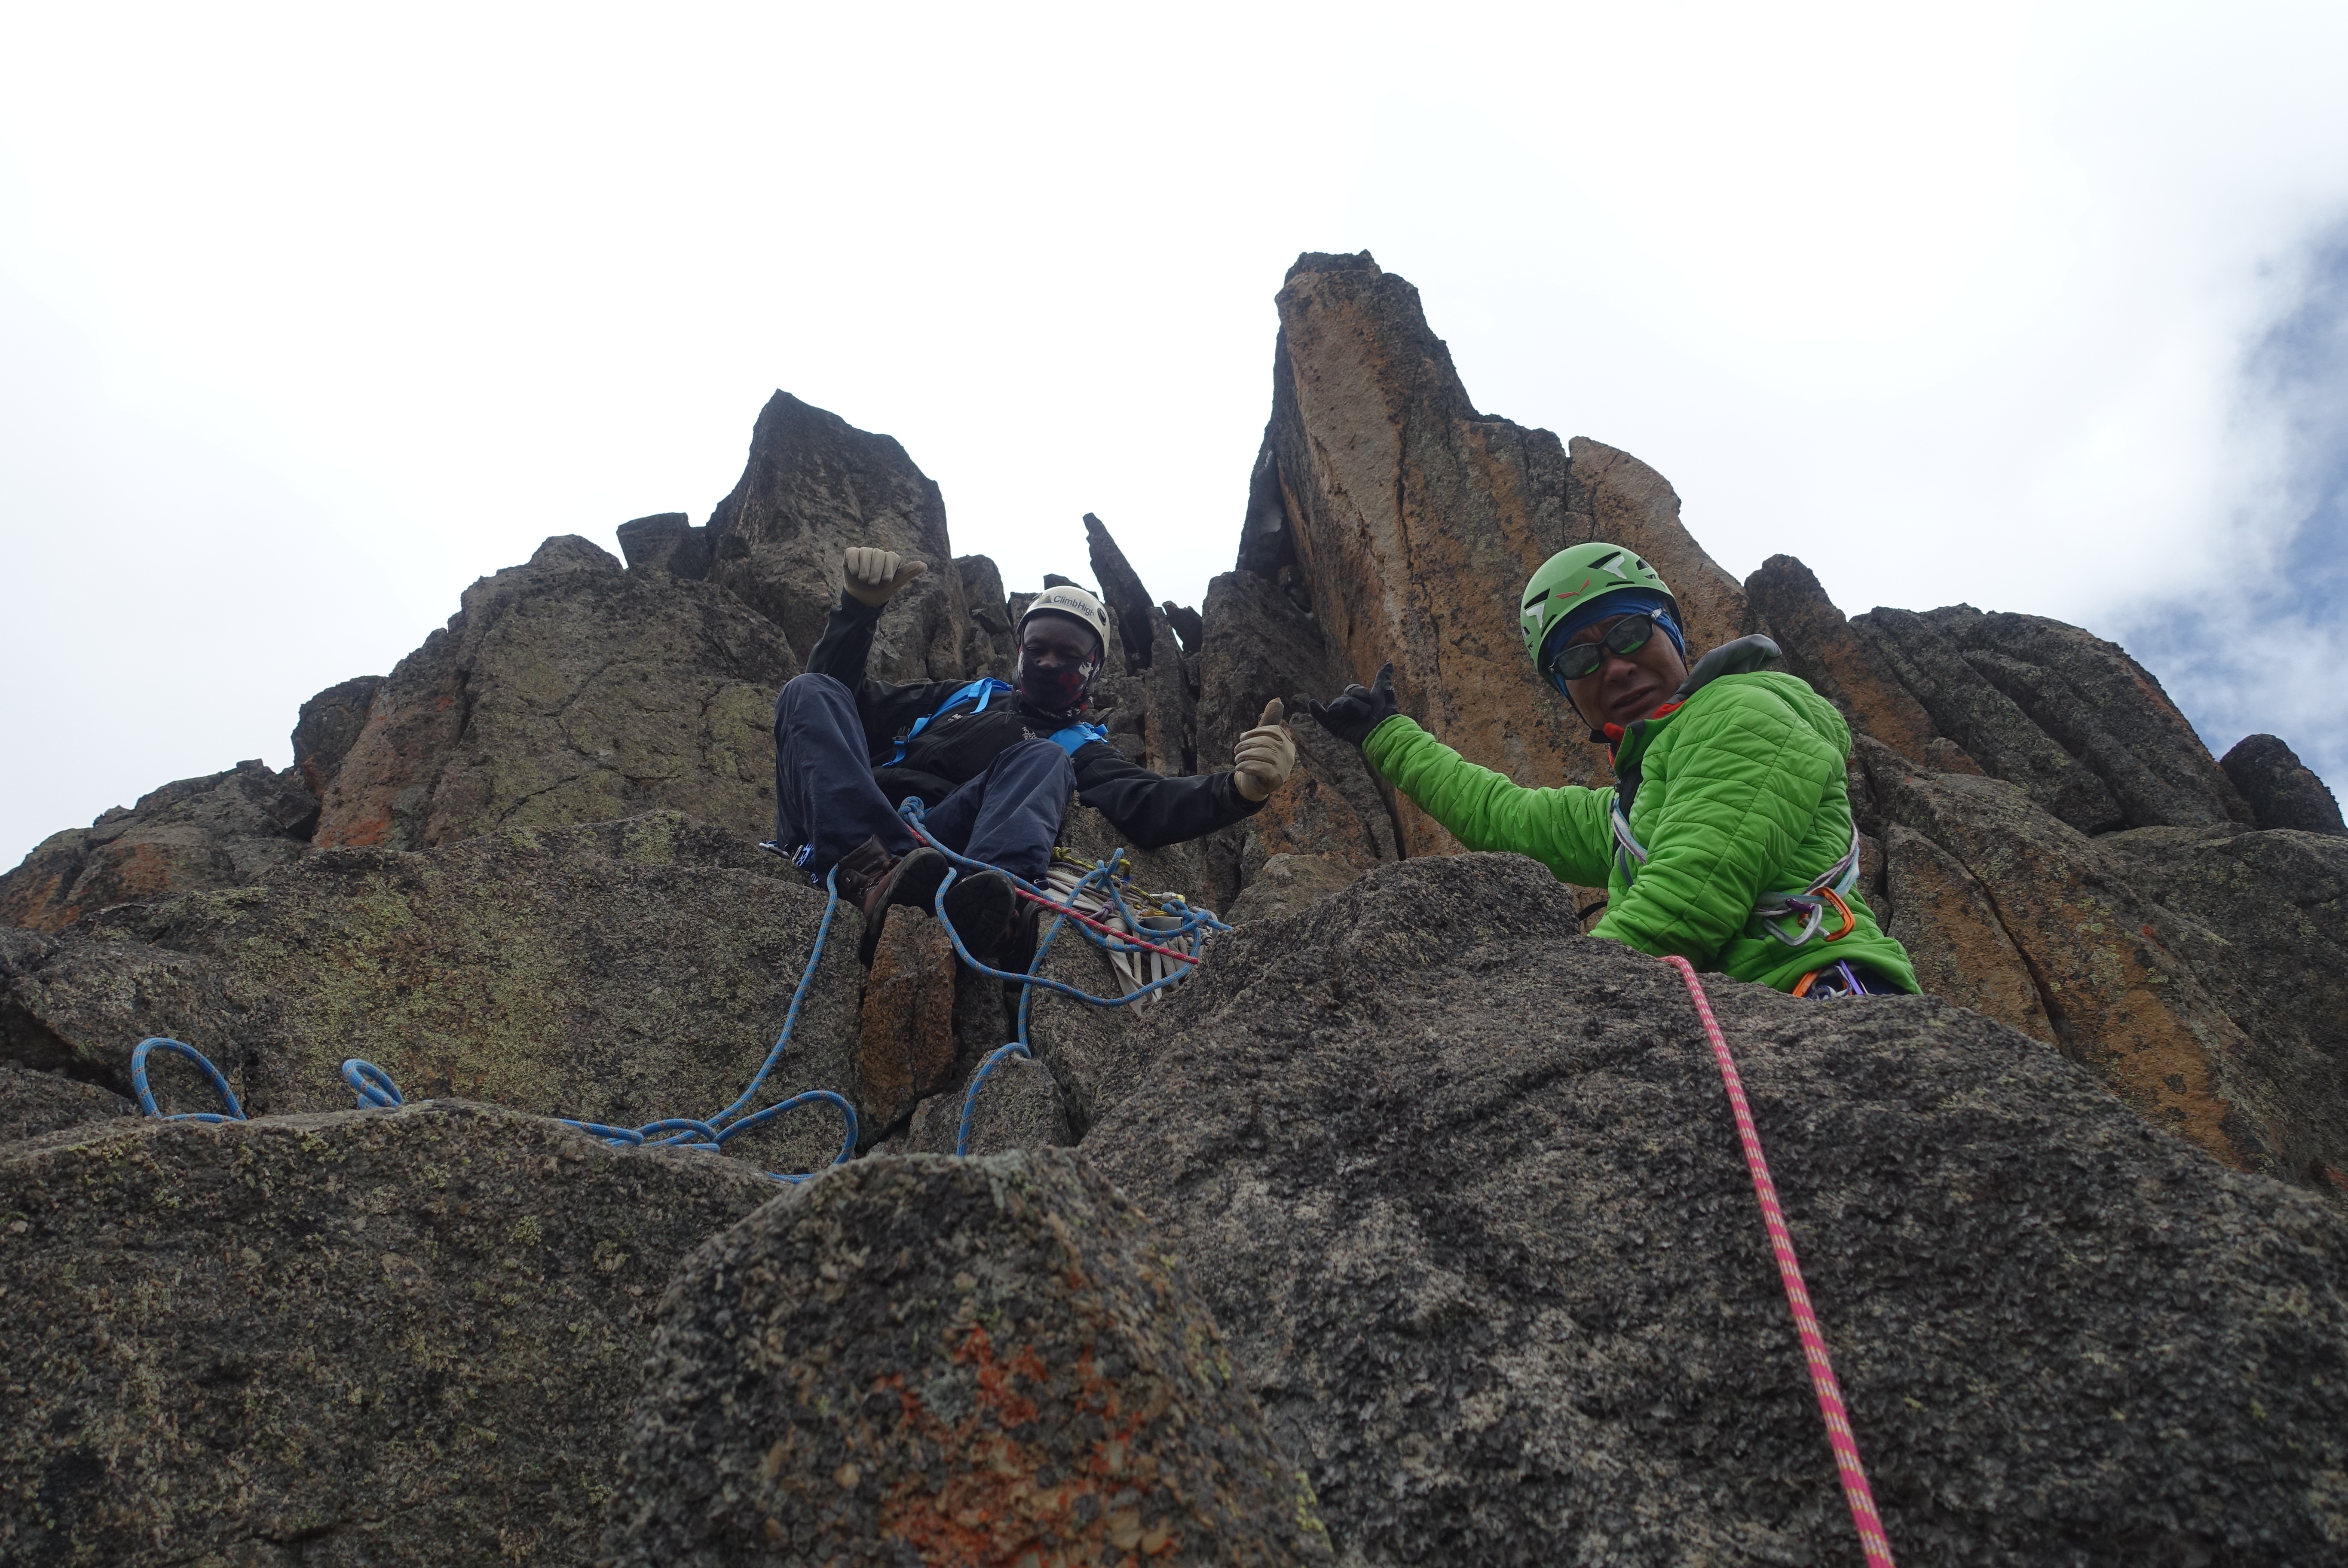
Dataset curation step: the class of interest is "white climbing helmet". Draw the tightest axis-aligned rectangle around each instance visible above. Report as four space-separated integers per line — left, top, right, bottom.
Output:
1018 584 1112 656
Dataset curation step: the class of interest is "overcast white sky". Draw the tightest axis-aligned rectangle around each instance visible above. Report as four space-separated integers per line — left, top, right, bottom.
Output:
5 1 2346 862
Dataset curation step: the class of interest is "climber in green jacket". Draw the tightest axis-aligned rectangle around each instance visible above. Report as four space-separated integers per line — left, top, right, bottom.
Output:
1307 542 1918 997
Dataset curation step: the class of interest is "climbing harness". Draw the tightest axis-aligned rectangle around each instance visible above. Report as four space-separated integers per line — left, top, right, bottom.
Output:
1665 954 1896 1566
1792 959 1889 999
886 677 1010 766
1612 803 1862 947
884 675 1112 767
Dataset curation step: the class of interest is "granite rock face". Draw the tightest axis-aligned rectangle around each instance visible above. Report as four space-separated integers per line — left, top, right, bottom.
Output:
701 390 975 684
1875 823 2055 1044
1083 852 2348 1565
0 1100 777 1568
0 760 319 932
850 907 958 1141
1849 605 2127 833
2222 732 2348 835
1081 513 1203 781
77 813 867 1172
2101 821 2348 1189
1255 248 1563 841
955 553 1019 679
616 510 713 579
1744 554 1953 771
1243 253 1749 854
1197 569 1397 900
0 924 261 1109
608 1151 1331 1568
1223 852 1366 926
315 536 797 851
0 1060 134 1144
1922 605 2253 830
903 1050 1071 1156
1855 739 2348 1189
290 674 388 799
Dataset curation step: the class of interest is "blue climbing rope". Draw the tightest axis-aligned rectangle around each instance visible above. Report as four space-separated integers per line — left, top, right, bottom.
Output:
341 1058 403 1108
132 1036 245 1123
891 797 1229 1155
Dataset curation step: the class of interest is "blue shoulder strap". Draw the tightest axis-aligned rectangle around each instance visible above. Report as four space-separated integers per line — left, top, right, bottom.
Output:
1047 720 1111 756
886 677 1013 766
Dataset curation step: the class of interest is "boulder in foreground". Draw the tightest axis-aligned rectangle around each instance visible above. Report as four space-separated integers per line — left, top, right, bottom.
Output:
0 1100 777 1567
1086 853 2348 1565
609 1149 1331 1567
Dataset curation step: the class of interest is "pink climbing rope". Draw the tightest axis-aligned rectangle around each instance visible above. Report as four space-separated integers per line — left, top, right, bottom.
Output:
1662 954 1897 1568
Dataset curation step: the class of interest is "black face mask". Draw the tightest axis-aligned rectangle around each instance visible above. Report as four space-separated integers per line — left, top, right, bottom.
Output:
1015 649 1099 714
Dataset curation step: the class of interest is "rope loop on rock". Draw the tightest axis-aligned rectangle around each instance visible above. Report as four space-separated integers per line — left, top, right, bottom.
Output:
340 1058 404 1108
892 797 1228 1153
131 1036 245 1123
1663 953 1896 1568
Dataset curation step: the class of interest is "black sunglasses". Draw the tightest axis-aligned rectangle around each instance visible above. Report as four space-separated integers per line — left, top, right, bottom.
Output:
1544 612 1657 690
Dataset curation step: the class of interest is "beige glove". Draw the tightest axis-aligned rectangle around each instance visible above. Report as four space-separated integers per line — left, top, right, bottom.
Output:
842 546 927 607
1232 698 1298 802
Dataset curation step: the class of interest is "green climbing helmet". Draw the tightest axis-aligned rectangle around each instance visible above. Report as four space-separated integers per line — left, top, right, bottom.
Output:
1518 542 1679 673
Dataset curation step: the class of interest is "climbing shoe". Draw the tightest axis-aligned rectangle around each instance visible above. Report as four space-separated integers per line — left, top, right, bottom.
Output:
833 835 897 908
941 869 1019 970
853 845 950 967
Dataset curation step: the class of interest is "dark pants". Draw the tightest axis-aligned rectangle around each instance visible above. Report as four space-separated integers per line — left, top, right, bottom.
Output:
772 674 1075 883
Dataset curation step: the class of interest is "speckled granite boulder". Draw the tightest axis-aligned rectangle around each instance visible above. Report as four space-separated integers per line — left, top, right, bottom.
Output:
1084 852 2348 1566
0 1060 134 1145
0 1099 776 1567
607 1150 1331 1567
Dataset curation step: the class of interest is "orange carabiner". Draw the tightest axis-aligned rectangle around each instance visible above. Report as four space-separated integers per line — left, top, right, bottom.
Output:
1817 887 1858 943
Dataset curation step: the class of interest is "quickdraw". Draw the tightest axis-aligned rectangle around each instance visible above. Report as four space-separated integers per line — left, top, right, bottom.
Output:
1612 800 1862 948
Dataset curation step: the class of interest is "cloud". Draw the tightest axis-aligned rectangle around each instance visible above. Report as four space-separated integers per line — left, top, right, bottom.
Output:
2117 218 2348 792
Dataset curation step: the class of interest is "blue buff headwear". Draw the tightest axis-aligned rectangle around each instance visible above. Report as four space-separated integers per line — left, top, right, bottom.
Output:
1536 588 1686 691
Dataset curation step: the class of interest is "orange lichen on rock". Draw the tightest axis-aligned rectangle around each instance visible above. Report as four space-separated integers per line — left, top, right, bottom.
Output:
608 1151 1331 1567
878 1330 1181 1566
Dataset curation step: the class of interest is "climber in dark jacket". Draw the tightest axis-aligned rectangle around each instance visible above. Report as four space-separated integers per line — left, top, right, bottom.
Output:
773 546 1296 964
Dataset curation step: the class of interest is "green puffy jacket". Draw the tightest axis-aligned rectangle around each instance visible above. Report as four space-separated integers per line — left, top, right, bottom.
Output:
1361 646 1918 994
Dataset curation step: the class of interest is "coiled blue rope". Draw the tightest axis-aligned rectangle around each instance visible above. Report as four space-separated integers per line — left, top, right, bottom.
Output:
892 797 1228 1154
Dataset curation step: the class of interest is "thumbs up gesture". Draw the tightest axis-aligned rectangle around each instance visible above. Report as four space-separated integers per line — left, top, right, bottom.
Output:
842 546 927 607
1232 698 1298 802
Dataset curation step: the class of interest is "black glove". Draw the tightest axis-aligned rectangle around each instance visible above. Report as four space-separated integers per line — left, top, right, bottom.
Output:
1308 662 1400 746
